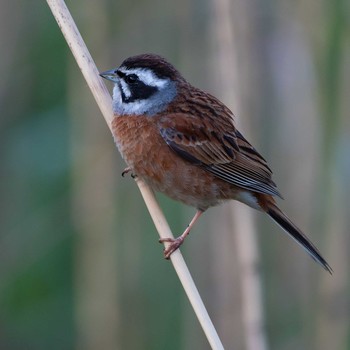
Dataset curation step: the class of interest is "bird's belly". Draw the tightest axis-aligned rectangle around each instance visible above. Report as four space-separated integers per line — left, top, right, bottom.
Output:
112 115 239 210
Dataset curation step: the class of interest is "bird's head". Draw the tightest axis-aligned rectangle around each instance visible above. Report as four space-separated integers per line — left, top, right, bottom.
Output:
100 54 182 116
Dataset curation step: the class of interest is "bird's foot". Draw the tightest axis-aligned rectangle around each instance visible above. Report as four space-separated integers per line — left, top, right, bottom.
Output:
121 167 137 178
159 236 185 259
158 211 204 260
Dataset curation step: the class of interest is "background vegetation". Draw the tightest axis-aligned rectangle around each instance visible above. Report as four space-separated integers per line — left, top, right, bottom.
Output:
0 0 349 349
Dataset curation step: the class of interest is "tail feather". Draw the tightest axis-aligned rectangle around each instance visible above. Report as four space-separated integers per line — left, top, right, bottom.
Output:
267 205 332 274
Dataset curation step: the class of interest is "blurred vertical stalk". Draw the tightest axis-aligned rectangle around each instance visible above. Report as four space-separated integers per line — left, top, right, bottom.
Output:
68 1 120 349
314 0 348 348
210 0 268 350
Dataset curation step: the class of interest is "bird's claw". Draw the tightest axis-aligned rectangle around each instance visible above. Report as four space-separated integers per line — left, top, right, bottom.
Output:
121 167 137 178
159 236 184 259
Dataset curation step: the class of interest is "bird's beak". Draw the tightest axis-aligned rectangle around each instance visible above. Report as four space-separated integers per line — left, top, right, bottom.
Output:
99 69 118 83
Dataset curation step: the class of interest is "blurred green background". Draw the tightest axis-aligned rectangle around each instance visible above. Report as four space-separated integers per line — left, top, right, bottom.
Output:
0 0 349 349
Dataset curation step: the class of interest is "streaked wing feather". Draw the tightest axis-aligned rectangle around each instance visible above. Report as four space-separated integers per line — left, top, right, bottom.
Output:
158 113 282 198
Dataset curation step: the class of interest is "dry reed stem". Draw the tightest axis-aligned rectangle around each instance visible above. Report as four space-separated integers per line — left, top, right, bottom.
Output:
211 0 268 348
46 1 224 349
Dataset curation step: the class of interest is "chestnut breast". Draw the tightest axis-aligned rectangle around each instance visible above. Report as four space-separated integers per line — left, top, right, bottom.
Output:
112 115 239 210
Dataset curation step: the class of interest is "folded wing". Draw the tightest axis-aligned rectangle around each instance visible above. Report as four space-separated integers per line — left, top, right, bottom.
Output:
158 113 282 198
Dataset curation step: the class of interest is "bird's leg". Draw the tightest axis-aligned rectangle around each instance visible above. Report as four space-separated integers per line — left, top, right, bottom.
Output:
121 167 137 178
159 210 204 259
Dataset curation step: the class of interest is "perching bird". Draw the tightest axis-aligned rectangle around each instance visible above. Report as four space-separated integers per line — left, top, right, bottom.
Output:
100 53 332 273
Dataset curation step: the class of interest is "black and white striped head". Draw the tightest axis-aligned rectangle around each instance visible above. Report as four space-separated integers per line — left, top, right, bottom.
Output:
100 54 182 116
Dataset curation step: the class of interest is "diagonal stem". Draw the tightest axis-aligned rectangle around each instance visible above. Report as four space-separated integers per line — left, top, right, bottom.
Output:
45 1 224 349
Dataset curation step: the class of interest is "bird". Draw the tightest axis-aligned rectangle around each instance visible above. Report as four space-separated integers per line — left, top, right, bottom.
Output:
100 53 332 273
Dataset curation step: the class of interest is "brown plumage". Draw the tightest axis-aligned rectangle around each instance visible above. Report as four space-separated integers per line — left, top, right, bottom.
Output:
101 53 332 273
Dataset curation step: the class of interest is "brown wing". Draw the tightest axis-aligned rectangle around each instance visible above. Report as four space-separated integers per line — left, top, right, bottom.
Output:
158 113 282 198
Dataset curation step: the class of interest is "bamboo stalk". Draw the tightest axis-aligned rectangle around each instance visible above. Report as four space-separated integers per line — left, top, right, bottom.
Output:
45 1 224 348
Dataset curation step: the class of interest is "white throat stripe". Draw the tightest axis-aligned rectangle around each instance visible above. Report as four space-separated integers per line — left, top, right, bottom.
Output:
120 80 131 98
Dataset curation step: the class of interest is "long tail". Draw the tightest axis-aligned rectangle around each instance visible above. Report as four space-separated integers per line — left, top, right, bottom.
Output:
266 204 332 274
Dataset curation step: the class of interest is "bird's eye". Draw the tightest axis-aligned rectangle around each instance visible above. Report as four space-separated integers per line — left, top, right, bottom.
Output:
125 74 138 84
